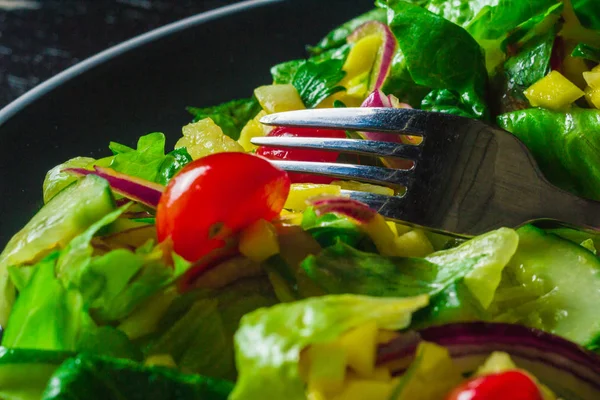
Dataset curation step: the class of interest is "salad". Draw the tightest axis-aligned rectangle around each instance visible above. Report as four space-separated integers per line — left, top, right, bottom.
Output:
1 0 600 399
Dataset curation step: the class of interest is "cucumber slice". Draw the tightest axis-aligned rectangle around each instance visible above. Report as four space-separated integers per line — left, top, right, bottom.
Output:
0 175 116 325
490 225 600 347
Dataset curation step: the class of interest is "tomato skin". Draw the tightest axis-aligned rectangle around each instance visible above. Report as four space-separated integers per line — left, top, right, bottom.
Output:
446 371 543 400
156 152 290 262
256 126 346 184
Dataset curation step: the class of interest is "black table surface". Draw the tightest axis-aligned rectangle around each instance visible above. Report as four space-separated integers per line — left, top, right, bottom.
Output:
0 0 241 108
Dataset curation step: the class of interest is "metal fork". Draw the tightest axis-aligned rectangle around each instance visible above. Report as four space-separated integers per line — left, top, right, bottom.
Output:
252 107 600 237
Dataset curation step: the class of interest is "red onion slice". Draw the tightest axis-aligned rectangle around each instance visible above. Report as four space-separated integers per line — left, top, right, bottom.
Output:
308 196 377 224
377 322 600 398
65 166 164 209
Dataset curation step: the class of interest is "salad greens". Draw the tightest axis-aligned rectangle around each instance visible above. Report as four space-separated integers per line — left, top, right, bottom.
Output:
3 0 600 399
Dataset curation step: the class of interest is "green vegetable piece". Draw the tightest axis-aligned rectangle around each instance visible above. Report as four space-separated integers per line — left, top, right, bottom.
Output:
3 252 90 351
230 294 428 400
109 132 170 183
43 157 96 203
421 89 481 118
490 225 600 347
186 97 262 140
0 347 71 400
385 1 488 118
77 326 143 362
571 43 600 63
41 354 234 400
292 59 346 108
580 238 597 255
271 60 305 85
571 0 600 31
0 175 115 327
156 147 193 186
497 108 600 201
308 8 387 55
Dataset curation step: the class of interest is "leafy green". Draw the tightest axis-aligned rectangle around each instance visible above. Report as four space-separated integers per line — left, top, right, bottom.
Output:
498 108 600 200
302 228 518 309
186 97 262 140
156 148 193 185
421 89 482 118
385 1 489 118
308 8 387 55
271 60 305 84
3 252 91 351
292 59 347 108
231 294 428 400
41 354 234 400
301 208 367 248
0 347 71 400
571 0 600 30
0 175 115 327
571 42 600 62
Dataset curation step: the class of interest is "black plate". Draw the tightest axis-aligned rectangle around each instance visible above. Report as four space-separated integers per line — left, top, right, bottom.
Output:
0 0 372 247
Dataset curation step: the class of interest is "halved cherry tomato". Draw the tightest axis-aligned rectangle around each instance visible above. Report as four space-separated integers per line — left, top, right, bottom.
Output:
156 152 290 262
446 371 543 400
256 126 347 184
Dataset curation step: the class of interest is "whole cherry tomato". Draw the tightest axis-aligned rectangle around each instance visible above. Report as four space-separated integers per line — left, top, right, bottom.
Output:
156 152 290 262
446 371 543 400
256 126 346 184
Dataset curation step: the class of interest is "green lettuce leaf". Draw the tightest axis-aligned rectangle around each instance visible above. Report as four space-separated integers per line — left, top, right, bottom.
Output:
300 208 368 249
186 97 262 141
384 1 489 118
292 59 347 108
271 45 351 85
308 8 387 55
571 0 600 30
230 294 428 400
497 108 600 200
301 227 518 309
156 148 193 186
41 354 234 400
571 42 600 63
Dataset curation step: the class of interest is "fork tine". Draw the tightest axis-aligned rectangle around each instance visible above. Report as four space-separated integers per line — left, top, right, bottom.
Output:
340 189 406 217
260 108 429 136
269 160 413 188
250 137 421 160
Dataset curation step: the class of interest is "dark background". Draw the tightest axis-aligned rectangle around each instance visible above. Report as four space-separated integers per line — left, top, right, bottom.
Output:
0 0 240 108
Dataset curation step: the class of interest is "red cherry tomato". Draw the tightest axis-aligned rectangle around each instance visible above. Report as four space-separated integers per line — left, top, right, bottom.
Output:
156 152 290 262
256 126 346 184
446 371 543 400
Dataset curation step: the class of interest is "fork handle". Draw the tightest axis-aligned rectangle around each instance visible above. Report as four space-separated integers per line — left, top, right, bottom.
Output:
541 186 600 232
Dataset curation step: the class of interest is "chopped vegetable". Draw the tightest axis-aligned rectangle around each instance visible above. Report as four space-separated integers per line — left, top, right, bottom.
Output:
523 70 585 110
175 118 244 160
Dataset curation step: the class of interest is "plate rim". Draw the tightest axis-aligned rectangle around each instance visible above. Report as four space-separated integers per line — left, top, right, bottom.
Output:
0 0 283 127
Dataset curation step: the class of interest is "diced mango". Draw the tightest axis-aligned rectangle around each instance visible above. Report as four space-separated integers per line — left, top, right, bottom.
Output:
144 354 177 368
393 223 413 236
362 214 399 257
238 110 271 152
583 71 600 89
562 55 589 89
284 183 342 211
339 321 379 376
343 34 382 78
239 219 279 262
585 86 600 109
524 70 584 110
333 379 395 400
331 180 394 196
393 229 435 257
176 118 243 160
593 64 600 73
308 342 347 395
254 84 305 114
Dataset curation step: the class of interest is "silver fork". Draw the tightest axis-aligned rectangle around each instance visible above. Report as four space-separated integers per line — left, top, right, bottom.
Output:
253 107 600 237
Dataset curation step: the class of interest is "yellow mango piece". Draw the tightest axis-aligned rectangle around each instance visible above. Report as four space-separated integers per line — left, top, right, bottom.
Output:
144 354 176 368
394 223 412 236
393 229 435 257
308 342 347 395
343 35 382 78
347 366 392 382
562 55 589 89
339 321 379 376
524 70 584 110
254 84 305 113
585 86 600 109
593 64 600 73
277 210 304 226
362 214 399 257
376 329 400 344
331 180 394 196
333 379 395 400
238 110 271 152
176 118 243 160
284 183 342 211
393 342 463 400
239 219 279 262
584 71 600 89
475 352 516 376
